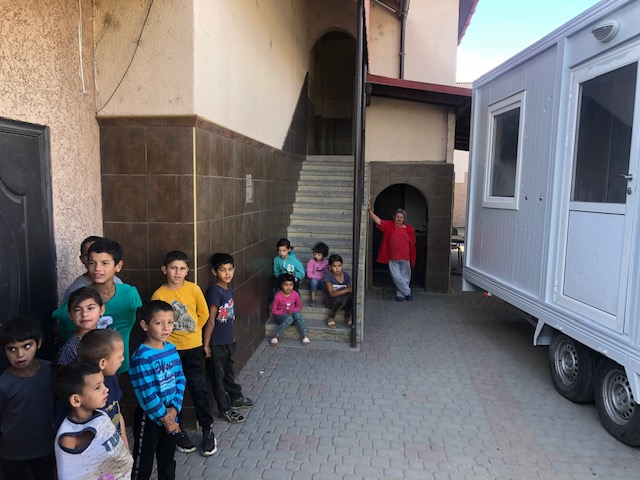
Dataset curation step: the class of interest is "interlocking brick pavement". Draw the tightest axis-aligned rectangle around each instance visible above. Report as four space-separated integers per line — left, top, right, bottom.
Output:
162 289 640 479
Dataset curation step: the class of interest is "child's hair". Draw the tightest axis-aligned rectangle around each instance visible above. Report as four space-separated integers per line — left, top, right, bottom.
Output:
87 238 123 264
210 252 234 271
312 242 329 258
328 254 343 265
163 250 190 266
78 329 123 365
68 286 103 312
276 238 292 249
0 317 43 348
277 273 295 288
139 300 173 324
80 235 103 253
55 362 102 407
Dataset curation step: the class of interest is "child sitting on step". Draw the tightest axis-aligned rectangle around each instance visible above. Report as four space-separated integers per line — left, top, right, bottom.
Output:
271 274 310 347
306 242 329 307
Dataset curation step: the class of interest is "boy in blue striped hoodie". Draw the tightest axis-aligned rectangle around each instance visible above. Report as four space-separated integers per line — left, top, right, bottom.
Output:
130 300 187 480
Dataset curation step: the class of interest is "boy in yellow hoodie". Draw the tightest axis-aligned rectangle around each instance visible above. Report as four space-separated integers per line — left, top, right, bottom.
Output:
151 251 217 457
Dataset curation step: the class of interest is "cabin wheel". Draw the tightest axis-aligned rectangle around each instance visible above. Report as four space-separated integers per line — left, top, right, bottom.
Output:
548 334 596 403
594 358 640 446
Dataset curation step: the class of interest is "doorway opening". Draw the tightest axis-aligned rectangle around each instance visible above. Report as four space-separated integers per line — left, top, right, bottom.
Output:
371 184 428 289
308 31 356 155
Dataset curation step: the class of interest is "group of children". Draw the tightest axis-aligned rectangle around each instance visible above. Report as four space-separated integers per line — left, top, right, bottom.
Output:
271 238 354 342
0 235 352 480
0 237 253 480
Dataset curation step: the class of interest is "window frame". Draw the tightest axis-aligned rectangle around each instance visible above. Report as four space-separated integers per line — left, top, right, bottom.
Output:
482 91 526 210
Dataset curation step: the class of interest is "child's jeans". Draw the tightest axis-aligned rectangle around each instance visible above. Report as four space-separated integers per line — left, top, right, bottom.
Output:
327 294 353 319
308 278 323 292
274 311 308 338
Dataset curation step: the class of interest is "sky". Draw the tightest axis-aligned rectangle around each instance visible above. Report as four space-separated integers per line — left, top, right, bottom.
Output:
457 0 603 82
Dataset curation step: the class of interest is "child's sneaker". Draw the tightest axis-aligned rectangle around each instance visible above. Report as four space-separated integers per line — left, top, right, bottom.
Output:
309 300 317 307
176 431 196 454
219 408 245 423
201 430 218 456
231 396 255 409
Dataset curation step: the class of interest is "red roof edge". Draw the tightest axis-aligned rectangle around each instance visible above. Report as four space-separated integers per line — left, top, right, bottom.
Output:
458 0 480 45
366 74 472 97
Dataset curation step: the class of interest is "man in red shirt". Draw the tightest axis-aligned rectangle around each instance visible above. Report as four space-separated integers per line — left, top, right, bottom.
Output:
368 203 417 301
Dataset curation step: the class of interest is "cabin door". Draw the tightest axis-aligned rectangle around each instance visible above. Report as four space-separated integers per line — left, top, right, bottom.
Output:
559 49 640 333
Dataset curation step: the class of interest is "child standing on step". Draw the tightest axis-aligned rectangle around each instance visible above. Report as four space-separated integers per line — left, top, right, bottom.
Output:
271 273 310 347
273 238 305 292
306 242 329 307
323 254 353 328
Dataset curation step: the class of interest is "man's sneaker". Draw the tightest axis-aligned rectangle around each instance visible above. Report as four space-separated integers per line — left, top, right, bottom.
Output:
405 294 413 301
219 408 245 423
176 431 196 454
201 430 218 456
231 397 255 409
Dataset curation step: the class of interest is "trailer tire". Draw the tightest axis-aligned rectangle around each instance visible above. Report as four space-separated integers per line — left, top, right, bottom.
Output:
549 334 596 403
594 358 640 446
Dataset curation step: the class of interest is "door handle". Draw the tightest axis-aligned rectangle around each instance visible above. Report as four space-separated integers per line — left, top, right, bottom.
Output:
617 173 633 181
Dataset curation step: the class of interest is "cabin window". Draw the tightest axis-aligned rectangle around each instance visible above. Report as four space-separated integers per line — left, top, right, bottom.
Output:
483 91 525 209
572 63 636 204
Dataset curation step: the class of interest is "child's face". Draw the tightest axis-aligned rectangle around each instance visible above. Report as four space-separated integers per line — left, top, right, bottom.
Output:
4 338 41 371
74 372 109 411
142 310 175 344
79 241 95 269
88 252 123 284
214 263 235 285
330 261 343 275
313 252 324 262
277 246 291 258
69 297 105 334
162 260 189 286
101 340 125 377
281 280 294 295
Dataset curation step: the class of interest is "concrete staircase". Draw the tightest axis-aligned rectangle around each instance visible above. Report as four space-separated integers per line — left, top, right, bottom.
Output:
265 155 365 344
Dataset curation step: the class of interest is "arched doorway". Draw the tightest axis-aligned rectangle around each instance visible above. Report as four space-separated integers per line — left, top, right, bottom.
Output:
371 184 428 289
308 31 356 155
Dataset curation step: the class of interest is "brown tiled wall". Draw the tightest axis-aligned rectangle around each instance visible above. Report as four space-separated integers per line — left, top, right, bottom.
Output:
98 116 303 426
369 162 454 293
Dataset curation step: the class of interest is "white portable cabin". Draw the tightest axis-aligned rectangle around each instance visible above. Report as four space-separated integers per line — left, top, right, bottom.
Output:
464 0 640 445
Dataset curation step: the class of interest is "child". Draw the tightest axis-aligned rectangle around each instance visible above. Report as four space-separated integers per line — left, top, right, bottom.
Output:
273 238 305 292
271 273 310 346
53 238 142 373
203 253 254 424
0 317 55 480
150 250 217 456
78 329 129 451
130 300 186 480
56 286 105 366
62 235 123 304
54 362 133 480
306 241 329 307
322 254 353 328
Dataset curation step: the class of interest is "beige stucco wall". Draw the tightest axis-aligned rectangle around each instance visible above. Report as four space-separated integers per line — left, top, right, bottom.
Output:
194 0 356 149
0 0 102 299
365 97 450 162
368 0 458 85
94 0 195 115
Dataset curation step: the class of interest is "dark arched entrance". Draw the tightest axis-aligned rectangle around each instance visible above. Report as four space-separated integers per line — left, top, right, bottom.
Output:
308 31 356 154
371 184 427 289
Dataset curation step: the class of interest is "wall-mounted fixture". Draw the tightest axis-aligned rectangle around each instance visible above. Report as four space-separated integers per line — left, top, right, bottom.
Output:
591 20 620 43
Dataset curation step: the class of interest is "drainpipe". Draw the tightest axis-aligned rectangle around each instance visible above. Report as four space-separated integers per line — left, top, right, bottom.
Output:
399 0 410 78
351 0 366 348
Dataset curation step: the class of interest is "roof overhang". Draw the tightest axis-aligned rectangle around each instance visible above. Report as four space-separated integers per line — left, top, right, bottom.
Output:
366 73 472 151
458 0 479 44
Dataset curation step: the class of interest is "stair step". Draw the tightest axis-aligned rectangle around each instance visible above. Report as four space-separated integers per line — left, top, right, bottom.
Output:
265 315 351 342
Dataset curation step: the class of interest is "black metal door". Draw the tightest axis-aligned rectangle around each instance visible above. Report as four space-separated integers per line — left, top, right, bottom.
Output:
0 120 56 342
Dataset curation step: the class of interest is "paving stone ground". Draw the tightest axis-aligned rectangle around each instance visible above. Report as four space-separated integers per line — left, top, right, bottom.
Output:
166 289 640 479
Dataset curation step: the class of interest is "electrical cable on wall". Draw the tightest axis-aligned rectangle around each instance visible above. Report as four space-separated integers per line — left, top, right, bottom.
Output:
97 0 155 113
78 0 87 94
